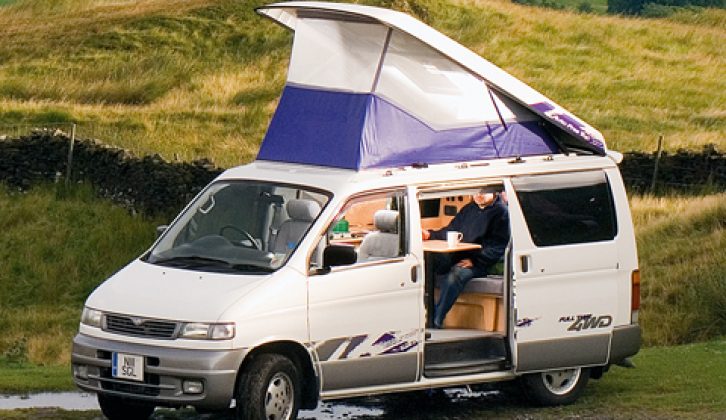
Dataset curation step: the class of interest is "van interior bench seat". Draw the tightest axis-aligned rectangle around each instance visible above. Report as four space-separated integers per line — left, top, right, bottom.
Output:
435 276 504 332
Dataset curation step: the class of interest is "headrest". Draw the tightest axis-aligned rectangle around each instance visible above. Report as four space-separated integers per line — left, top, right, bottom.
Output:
374 210 398 233
286 199 321 222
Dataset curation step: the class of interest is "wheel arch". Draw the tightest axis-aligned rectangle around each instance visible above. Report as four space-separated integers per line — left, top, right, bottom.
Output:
236 340 319 410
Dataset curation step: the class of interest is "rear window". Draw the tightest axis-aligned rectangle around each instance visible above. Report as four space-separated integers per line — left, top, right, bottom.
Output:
513 171 617 247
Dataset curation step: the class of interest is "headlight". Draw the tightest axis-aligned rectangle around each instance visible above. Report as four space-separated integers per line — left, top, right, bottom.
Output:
180 322 235 340
81 307 103 328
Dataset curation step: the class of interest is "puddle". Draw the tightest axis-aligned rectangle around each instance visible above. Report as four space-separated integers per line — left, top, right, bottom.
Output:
0 387 502 418
0 392 99 410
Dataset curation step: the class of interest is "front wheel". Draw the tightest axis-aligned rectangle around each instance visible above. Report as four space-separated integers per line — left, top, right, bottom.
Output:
236 354 301 420
98 394 155 420
519 367 590 406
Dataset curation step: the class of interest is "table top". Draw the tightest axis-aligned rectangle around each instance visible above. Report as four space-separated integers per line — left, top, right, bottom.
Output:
423 240 481 253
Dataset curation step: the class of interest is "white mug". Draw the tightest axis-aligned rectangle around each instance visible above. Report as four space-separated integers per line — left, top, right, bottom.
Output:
447 231 463 248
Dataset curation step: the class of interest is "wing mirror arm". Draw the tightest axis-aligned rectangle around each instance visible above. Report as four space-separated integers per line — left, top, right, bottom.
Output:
156 225 168 238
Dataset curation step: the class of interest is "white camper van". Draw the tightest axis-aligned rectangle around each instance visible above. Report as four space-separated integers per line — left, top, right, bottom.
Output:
72 3 641 420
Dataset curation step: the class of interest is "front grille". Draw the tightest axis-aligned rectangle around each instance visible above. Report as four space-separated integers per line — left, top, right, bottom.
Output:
104 314 178 339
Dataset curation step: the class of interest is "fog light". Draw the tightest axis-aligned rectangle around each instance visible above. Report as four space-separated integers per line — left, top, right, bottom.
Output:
73 364 88 380
183 379 204 394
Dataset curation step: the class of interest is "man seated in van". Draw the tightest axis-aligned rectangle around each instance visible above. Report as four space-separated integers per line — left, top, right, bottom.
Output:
422 186 510 329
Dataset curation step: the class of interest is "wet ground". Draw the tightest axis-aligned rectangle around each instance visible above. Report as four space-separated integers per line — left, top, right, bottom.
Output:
0 386 511 419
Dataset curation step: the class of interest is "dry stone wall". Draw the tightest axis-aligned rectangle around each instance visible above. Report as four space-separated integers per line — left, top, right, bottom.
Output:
0 130 222 217
0 130 723 217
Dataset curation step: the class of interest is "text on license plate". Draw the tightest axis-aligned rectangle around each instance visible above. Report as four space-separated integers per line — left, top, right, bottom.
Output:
112 352 144 382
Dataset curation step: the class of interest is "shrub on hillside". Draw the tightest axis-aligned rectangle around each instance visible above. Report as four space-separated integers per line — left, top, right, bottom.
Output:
608 0 646 14
512 0 566 9
608 0 724 15
578 1 595 12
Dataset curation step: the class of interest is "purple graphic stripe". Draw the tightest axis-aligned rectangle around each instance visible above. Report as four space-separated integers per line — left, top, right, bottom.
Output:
530 102 605 151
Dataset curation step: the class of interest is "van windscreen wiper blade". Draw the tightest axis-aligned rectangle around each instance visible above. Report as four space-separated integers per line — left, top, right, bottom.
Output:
151 256 231 268
152 256 273 273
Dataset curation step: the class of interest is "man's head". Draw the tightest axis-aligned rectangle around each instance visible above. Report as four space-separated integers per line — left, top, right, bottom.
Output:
473 186 498 208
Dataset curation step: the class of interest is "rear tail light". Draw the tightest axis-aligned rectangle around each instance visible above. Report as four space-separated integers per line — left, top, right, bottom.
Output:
631 269 641 323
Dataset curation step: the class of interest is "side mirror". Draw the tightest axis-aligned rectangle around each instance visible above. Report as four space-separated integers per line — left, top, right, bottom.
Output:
322 245 357 269
156 225 168 238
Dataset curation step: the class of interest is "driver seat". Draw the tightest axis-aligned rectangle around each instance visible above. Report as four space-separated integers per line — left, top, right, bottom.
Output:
271 199 321 254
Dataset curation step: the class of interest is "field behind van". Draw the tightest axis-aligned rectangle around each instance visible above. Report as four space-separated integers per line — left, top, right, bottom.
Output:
0 0 724 167
0 187 723 368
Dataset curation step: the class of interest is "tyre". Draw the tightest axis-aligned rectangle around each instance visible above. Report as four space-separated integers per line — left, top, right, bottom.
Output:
236 353 301 420
519 367 590 406
98 394 155 420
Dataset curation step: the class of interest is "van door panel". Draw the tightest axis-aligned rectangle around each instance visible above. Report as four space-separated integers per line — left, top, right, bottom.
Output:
309 256 422 391
505 173 620 373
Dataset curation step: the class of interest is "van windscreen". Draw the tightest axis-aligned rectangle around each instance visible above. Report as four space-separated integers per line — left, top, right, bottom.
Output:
145 181 331 274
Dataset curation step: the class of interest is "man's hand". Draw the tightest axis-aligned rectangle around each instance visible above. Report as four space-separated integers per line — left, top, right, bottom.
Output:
457 259 473 268
422 229 431 240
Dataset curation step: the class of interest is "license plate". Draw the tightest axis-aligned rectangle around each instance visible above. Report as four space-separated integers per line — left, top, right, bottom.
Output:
112 352 144 382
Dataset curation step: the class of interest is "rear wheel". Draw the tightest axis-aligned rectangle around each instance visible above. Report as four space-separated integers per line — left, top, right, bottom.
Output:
236 354 301 420
520 367 590 406
98 394 155 420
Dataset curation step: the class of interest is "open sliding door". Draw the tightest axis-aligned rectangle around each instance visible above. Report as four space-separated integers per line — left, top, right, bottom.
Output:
505 171 620 373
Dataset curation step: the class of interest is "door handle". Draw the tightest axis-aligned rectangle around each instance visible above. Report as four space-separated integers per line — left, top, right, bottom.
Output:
410 265 419 283
520 255 530 273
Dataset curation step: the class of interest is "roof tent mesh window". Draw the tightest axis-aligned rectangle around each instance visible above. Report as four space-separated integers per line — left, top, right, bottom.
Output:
288 18 387 92
513 171 617 247
375 31 497 130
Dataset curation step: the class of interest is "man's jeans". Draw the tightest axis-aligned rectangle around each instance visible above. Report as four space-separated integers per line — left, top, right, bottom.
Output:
434 264 487 328
431 248 505 329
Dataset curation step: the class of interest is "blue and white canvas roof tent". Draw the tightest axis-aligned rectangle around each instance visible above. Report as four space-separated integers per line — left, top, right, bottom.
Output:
255 1 607 171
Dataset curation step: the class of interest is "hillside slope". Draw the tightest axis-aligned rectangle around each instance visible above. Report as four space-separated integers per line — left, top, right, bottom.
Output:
0 0 724 167
0 187 722 365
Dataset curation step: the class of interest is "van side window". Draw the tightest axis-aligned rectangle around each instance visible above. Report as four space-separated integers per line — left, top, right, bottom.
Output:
512 171 617 247
325 191 407 264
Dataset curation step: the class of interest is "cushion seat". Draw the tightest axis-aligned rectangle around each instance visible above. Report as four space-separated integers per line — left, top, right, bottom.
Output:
436 275 504 295
461 276 503 295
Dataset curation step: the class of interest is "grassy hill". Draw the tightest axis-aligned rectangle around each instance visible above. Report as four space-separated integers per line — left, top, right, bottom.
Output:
0 186 723 367
0 0 724 167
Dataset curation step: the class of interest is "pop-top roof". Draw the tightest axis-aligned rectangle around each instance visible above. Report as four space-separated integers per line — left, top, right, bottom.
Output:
255 1 606 171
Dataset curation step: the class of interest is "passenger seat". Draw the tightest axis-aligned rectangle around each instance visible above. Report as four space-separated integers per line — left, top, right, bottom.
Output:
358 210 400 261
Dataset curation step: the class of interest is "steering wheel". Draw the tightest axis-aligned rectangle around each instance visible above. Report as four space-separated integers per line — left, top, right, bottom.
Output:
219 225 260 250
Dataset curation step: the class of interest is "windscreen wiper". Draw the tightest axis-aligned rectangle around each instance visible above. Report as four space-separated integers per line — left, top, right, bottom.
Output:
151 256 273 273
151 256 231 269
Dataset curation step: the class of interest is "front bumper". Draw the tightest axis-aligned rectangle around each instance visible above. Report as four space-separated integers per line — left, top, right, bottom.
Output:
71 333 247 411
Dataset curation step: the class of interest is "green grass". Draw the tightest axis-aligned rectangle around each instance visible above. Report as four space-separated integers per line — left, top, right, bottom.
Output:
0 340 724 418
632 193 726 346
0 360 73 393
0 0 724 167
0 185 161 365
570 340 726 418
